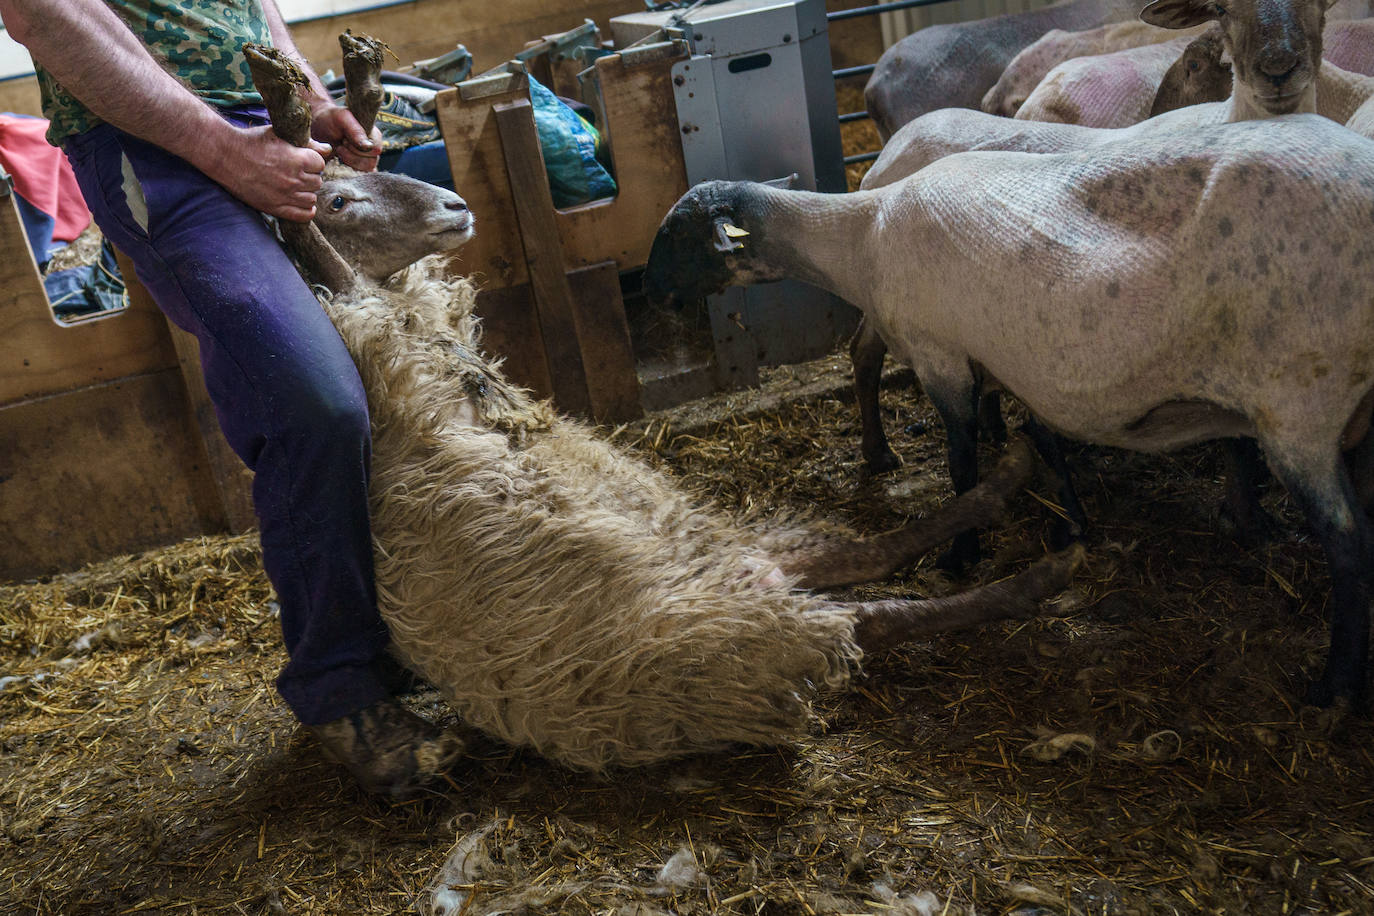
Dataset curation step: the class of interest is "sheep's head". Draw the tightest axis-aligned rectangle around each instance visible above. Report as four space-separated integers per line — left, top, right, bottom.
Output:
313 163 474 282
1141 0 1331 116
642 181 779 307
1150 24 1233 115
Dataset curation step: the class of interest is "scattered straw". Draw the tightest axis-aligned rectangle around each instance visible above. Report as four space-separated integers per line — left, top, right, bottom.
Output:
3 354 1371 913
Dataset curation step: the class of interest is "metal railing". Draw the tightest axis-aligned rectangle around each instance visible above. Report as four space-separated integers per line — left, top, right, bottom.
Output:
828 2 936 165
826 0 961 165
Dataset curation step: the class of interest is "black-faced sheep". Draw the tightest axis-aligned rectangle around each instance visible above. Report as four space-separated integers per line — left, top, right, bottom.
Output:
644 116 1374 709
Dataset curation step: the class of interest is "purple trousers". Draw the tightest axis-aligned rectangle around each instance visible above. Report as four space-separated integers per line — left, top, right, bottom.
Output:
63 110 389 725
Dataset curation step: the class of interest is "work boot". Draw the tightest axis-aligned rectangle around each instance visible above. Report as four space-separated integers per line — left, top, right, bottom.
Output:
308 697 466 798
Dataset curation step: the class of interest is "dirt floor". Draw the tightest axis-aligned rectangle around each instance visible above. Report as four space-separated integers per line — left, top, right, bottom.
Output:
3 353 1373 915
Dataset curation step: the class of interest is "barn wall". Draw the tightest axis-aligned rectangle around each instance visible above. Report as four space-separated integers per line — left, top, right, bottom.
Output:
0 1 646 123
286 0 643 77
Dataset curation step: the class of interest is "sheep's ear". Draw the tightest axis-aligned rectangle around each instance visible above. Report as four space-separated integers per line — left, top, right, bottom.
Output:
1140 0 1216 29
713 218 748 253
762 173 800 190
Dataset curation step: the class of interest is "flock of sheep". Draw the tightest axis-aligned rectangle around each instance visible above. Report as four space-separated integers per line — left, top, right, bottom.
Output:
258 0 1374 775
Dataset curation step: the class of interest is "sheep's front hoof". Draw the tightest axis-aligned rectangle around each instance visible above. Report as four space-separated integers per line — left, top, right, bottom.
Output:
864 446 902 476
1302 672 1366 716
936 531 981 575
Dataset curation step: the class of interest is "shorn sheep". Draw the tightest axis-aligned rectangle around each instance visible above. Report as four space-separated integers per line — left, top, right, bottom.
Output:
1013 35 1201 126
1010 10 1374 127
644 116 1374 708
848 0 1344 548
982 21 1202 118
863 0 1139 140
244 44 1084 774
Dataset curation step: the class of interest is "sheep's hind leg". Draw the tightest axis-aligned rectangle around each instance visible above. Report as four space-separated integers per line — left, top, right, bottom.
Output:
1219 437 1281 547
1265 447 1372 709
1022 414 1087 549
929 378 984 573
782 438 1035 590
978 391 1007 446
848 543 1085 651
851 317 901 474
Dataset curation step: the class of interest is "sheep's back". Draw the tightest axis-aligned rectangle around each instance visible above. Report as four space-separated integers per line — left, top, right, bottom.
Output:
880 116 1374 450
1015 38 1194 128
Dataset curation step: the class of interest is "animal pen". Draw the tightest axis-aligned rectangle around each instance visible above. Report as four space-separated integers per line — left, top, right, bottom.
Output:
3 1 1374 914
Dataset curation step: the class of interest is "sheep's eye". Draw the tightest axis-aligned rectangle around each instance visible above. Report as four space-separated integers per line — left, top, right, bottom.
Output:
328 196 346 212
1187 58 1201 71
1212 3 1226 15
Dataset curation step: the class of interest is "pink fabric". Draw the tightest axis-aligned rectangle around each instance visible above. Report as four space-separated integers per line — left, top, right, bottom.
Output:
0 114 90 241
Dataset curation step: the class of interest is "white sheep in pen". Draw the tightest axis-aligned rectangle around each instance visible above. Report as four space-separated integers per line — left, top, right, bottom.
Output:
643 115 1374 709
849 0 1365 555
1014 36 1203 127
982 21 1204 118
244 44 1083 773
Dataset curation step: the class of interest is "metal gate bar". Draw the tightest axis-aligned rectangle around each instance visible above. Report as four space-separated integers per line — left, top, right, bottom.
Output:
827 0 961 154
827 0 961 22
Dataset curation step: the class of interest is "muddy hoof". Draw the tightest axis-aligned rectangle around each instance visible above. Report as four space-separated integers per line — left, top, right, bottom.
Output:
1302 676 1365 715
936 531 981 575
309 698 465 799
864 446 902 476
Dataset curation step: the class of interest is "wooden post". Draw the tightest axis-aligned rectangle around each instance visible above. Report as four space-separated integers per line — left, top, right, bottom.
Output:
494 97 594 417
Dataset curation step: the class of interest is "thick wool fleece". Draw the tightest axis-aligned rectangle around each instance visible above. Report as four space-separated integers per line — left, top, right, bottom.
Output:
320 259 861 771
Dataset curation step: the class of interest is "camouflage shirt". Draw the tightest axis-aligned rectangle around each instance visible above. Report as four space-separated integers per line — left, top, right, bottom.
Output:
39 0 272 145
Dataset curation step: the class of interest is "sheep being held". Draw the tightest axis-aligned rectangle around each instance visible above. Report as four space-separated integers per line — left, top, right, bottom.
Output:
643 116 1374 708
302 164 1081 773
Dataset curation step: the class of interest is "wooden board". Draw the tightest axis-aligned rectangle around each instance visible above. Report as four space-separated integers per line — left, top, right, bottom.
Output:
566 260 642 423
494 96 591 417
435 40 690 290
473 264 642 424
0 200 255 578
555 44 691 274
473 283 554 401
0 370 233 580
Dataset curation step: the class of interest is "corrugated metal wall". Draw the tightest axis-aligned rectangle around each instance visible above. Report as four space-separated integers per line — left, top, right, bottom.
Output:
879 0 1058 48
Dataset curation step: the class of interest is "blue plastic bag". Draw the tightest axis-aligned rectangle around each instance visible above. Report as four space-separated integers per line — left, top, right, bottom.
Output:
527 75 617 208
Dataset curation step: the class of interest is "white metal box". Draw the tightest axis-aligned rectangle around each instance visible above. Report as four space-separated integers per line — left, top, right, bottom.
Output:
611 0 854 388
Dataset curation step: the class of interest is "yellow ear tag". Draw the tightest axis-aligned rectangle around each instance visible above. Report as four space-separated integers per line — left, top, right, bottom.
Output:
722 223 750 238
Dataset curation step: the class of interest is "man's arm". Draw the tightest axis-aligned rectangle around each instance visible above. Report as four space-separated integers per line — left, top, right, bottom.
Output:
0 0 329 220
262 0 381 172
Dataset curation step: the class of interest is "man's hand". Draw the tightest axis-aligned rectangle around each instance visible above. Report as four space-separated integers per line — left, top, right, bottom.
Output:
311 105 383 172
201 124 330 222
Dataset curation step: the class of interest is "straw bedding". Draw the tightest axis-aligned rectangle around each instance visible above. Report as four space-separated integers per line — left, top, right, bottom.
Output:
5 354 1374 912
